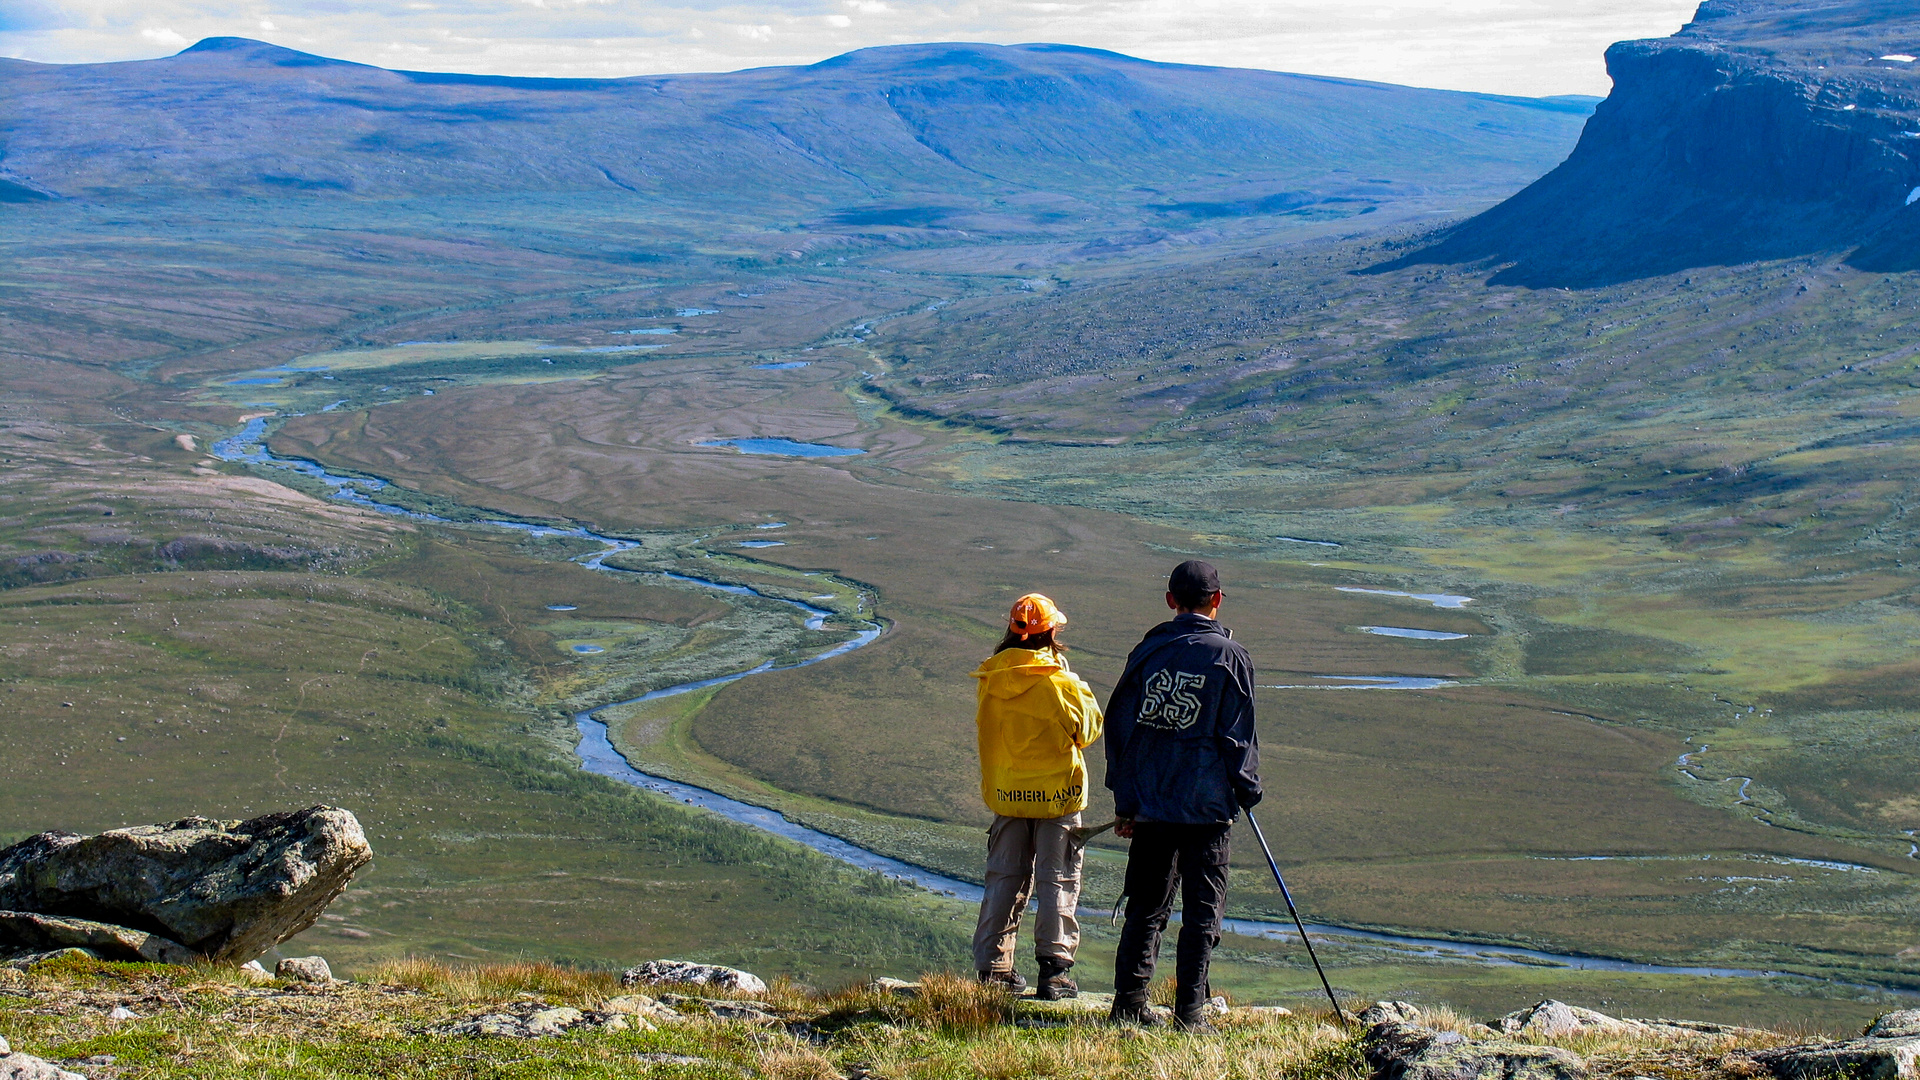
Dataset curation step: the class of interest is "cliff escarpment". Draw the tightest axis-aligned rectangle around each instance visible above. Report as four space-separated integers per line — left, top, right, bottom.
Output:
1386 0 1920 285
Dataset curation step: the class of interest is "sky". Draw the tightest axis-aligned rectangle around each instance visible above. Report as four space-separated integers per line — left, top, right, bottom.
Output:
0 0 1704 97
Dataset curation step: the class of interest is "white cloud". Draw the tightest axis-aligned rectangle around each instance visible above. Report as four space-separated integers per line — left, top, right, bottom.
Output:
2 0 1702 96
138 25 188 47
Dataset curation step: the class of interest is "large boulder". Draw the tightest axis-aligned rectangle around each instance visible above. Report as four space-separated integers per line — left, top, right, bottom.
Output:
1364 1021 1588 1080
621 960 767 996
0 807 372 964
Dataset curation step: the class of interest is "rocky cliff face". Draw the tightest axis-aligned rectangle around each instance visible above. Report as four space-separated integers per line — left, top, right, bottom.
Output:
1388 0 1920 285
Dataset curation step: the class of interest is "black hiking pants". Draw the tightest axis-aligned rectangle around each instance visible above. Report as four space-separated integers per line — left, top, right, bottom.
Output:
1112 820 1232 1019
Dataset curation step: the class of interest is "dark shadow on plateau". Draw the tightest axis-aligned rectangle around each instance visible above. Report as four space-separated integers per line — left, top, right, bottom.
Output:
1364 185 1920 289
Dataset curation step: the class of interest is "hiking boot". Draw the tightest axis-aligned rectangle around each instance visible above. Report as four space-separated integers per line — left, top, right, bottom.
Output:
1173 1013 1219 1035
977 968 1028 993
1034 959 1077 1001
1108 996 1165 1027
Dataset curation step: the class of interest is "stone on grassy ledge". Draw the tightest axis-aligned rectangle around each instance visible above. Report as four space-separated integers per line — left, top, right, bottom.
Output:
1497 1000 1645 1037
1357 1001 1425 1026
0 806 372 964
0 911 197 965
276 956 334 984
1363 1020 1588 1080
622 960 767 996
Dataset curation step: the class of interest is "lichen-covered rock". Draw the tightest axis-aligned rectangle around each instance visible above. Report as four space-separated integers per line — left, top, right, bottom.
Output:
429 1000 630 1039
275 956 333 984
1745 1034 1920 1079
0 1049 84 1080
1869 1011 1920 1040
602 995 669 1028
0 910 197 964
1364 1021 1588 1080
1496 1000 1643 1037
0 806 372 964
621 960 767 996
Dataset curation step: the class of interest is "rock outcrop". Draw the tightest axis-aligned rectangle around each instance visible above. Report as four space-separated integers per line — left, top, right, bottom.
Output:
1379 0 1920 285
621 960 767 996
1363 1020 1589 1080
0 807 372 964
1742 1019 1920 1079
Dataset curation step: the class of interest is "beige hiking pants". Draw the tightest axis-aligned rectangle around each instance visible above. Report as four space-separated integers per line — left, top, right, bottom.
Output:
971 811 1084 973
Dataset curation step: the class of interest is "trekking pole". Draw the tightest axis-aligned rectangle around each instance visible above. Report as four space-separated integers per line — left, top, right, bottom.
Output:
1245 811 1349 1027
1069 818 1120 847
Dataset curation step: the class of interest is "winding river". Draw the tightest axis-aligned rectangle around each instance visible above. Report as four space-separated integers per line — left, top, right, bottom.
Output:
215 416 1823 985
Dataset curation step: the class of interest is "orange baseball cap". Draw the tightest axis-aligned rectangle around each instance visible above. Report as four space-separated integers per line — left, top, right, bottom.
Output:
1008 593 1066 635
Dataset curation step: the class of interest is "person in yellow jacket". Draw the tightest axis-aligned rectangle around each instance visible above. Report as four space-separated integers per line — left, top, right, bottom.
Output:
970 592 1104 1000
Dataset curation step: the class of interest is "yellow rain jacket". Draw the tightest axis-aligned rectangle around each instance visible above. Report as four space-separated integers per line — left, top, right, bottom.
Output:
972 647 1104 818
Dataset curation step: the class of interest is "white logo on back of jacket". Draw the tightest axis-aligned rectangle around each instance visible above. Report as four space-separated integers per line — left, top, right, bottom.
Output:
1138 670 1206 730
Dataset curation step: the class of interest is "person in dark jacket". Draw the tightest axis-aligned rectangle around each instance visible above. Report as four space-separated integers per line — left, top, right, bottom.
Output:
1103 559 1261 1031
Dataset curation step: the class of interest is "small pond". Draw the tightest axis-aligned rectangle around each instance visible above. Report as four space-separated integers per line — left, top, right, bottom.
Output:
571 644 606 654
700 439 864 458
1264 675 1457 690
1337 586 1474 609
1360 626 1470 641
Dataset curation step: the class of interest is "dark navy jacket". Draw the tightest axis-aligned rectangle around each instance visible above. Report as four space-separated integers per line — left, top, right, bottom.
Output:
1104 613 1262 824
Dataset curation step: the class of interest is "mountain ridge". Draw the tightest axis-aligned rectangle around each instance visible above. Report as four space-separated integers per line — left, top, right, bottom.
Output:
0 37 1593 220
1382 0 1920 285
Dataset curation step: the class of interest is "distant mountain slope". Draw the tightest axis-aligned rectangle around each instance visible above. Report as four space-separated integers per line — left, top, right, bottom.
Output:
0 38 1591 216
1382 0 1920 285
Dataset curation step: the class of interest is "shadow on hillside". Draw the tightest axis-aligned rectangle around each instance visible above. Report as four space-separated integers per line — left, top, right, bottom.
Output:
1367 189 1920 289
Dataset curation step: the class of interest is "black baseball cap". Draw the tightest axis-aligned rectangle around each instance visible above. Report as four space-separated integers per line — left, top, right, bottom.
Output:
1168 560 1221 608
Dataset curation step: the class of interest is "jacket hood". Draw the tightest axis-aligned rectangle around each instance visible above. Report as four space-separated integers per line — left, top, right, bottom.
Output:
971 647 1066 699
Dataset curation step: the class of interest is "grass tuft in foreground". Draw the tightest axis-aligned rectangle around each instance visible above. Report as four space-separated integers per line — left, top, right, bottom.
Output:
0 957 1817 1080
